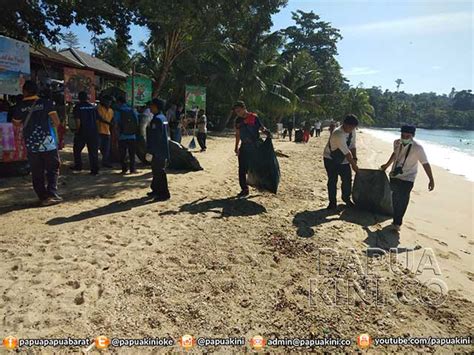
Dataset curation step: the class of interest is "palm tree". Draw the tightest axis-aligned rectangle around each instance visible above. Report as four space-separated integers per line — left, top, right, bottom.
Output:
343 88 374 124
395 78 404 92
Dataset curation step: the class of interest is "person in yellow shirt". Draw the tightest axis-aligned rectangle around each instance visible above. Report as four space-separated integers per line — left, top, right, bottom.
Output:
97 95 114 168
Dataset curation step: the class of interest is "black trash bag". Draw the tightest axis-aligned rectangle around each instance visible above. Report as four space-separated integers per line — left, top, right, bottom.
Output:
353 169 393 216
168 140 203 171
136 136 203 171
247 137 280 194
294 129 304 143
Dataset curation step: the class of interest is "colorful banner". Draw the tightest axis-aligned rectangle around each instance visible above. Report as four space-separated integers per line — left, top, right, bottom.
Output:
64 67 96 103
0 36 30 95
126 76 152 106
185 85 206 112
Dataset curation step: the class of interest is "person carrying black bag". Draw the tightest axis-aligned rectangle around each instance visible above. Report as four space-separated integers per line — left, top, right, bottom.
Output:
232 100 270 198
323 114 360 210
381 125 434 233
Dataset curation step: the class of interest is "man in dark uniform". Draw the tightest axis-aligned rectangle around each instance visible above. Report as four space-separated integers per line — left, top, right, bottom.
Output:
12 81 62 206
146 98 171 201
233 100 270 198
71 91 100 175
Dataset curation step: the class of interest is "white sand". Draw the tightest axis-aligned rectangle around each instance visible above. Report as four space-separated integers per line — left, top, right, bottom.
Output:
0 131 472 353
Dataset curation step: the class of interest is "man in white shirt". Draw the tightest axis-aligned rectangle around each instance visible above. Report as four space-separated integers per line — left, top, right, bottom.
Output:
381 125 435 232
323 114 360 209
315 121 322 137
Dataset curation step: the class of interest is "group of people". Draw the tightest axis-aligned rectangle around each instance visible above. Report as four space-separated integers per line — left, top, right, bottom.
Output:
11 81 176 205
283 120 323 142
11 81 434 233
322 114 435 233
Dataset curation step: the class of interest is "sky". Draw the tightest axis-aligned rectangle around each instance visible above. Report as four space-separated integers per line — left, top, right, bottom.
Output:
63 0 472 95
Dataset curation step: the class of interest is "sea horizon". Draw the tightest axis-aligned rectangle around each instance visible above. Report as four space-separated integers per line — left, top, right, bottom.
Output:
362 127 474 182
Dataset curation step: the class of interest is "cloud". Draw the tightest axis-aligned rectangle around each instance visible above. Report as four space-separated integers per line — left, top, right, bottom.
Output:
343 66 380 76
431 65 442 70
342 11 472 36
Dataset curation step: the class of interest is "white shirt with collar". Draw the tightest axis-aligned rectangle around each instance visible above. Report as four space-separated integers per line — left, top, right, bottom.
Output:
390 139 428 182
323 126 356 164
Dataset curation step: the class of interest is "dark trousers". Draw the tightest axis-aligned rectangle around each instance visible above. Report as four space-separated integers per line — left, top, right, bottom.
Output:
288 128 293 141
316 129 321 137
324 158 352 205
197 132 207 150
238 145 255 192
151 155 170 198
119 139 136 172
73 134 99 173
27 149 60 200
170 128 182 143
98 134 111 165
390 178 414 226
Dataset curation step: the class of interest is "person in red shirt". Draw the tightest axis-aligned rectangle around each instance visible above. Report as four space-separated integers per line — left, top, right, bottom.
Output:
233 100 270 198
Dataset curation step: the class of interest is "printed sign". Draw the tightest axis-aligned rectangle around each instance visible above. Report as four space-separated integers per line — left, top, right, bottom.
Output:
185 85 206 112
126 76 152 106
64 67 95 102
0 36 30 95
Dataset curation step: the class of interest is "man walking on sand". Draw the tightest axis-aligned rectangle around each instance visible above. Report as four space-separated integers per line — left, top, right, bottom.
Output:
12 81 62 206
115 96 139 174
233 100 270 198
146 98 170 201
196 108 207 152
323 114 360 210
381 125 435 233
97 95 114 168
71 91 100 175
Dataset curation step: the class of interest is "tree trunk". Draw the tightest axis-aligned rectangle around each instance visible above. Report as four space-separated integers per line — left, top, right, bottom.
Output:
152 30 182 97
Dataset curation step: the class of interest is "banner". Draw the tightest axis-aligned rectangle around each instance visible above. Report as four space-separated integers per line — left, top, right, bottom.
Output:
126 76 152 106
185 85 206 112
0 36 30 95
64 67 96 103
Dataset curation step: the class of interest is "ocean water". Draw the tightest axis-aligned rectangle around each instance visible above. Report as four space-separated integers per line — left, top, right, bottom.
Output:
362 128 474 182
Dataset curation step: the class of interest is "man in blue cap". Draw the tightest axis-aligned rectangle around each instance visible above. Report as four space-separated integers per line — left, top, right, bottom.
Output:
381 125 435 232
146 98 170 201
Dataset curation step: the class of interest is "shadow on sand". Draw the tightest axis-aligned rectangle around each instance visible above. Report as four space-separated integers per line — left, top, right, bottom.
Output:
160 196 266 219
292 206 418 256
46 196 154 225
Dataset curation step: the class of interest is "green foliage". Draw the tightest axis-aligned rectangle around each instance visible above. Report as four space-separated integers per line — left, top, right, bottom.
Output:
59 31 80 49
1 0 134 45
367 87 474 129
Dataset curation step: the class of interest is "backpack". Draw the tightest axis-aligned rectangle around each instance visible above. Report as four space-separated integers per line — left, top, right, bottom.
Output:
120 109 138 135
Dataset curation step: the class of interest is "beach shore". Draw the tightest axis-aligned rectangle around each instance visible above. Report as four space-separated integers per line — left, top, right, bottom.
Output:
358 129 474 302
0 131 472 353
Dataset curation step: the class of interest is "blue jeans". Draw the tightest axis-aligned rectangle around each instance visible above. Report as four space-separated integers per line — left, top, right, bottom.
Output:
99 134 111 165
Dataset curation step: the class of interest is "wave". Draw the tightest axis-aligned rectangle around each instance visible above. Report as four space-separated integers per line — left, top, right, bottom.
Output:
362 128 474 182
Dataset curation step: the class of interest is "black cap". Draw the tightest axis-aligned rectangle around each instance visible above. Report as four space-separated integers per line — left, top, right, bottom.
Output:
401 125 416 134
232 100 246 109
343 114 359 126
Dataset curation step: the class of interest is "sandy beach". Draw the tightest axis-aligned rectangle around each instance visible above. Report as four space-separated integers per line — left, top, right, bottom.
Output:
0 131 472 353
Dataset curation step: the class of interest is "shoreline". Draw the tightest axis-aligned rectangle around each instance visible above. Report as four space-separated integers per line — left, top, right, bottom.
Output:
362 125 474 132
357 131 474 301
